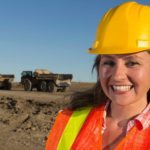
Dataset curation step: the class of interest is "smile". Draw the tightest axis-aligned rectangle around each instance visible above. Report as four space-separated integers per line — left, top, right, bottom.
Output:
111 85 133 92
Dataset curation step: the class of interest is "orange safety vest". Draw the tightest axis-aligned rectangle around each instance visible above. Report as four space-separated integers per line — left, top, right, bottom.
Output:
45 105 150 150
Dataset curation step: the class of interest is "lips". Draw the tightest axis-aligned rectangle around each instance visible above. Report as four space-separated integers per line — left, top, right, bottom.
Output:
111 85 133 92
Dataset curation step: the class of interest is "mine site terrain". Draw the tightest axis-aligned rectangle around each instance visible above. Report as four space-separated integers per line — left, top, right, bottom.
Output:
0 82 94 150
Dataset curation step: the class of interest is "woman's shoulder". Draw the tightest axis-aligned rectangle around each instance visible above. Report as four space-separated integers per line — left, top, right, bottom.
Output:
59 103 106 118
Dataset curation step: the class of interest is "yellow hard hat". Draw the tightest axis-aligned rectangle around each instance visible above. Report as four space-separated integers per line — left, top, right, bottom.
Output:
89 1 150 54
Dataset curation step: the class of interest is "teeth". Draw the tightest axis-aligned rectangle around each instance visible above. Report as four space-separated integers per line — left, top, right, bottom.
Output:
112 85 132 92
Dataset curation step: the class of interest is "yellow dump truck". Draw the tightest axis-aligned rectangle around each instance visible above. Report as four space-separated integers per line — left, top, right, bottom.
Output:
0 74 14 90
21 69 73 92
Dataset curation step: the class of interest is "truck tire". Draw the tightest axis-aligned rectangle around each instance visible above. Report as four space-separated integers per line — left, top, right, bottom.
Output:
24 79 32 91
40 81 47 92
47 82 57 92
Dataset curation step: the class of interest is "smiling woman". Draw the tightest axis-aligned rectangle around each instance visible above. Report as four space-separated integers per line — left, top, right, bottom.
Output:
45 1 150 150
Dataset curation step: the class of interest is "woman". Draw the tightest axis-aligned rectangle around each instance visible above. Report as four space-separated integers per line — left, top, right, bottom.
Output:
46 1 150 150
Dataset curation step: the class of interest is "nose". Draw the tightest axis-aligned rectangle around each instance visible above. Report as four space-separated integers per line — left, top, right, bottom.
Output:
111 63 127 81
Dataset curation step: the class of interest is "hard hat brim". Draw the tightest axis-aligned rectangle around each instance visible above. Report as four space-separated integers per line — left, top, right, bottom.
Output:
88 48 150 54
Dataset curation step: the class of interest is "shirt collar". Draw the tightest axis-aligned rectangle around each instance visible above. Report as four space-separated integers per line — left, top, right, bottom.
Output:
102 101 150 134
128 103 150 131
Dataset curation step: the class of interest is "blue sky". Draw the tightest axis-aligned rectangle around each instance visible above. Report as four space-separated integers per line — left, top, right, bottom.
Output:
0 0 150 82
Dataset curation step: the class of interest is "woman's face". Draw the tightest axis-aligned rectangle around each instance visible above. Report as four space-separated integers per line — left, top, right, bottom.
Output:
99 51 150 106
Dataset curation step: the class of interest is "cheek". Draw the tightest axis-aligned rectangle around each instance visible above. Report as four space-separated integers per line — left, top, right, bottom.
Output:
131 68 150 88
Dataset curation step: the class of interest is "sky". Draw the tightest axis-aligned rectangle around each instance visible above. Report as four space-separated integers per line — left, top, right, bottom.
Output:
0 0 150 82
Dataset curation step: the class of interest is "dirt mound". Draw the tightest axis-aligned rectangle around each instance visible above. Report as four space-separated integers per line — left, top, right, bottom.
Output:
0 96 67 150
0 82 94 150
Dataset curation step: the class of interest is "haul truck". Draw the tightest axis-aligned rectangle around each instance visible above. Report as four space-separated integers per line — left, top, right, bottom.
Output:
0 74 15 90
21 69 73 92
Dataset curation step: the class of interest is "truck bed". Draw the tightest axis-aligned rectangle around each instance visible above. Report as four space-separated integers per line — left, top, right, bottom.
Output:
34 73 73 80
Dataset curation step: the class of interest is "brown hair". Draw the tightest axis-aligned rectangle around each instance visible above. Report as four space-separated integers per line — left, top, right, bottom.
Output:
68 55 107 110
68 53 150 110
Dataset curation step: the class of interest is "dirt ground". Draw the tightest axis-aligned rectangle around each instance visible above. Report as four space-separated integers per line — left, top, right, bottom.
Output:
0 82 94 150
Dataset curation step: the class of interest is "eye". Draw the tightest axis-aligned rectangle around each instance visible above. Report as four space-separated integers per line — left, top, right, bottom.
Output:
102 60 115 67
125 61 139 67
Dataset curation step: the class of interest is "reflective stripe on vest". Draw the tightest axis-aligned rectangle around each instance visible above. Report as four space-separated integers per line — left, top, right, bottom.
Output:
57 107 92 150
